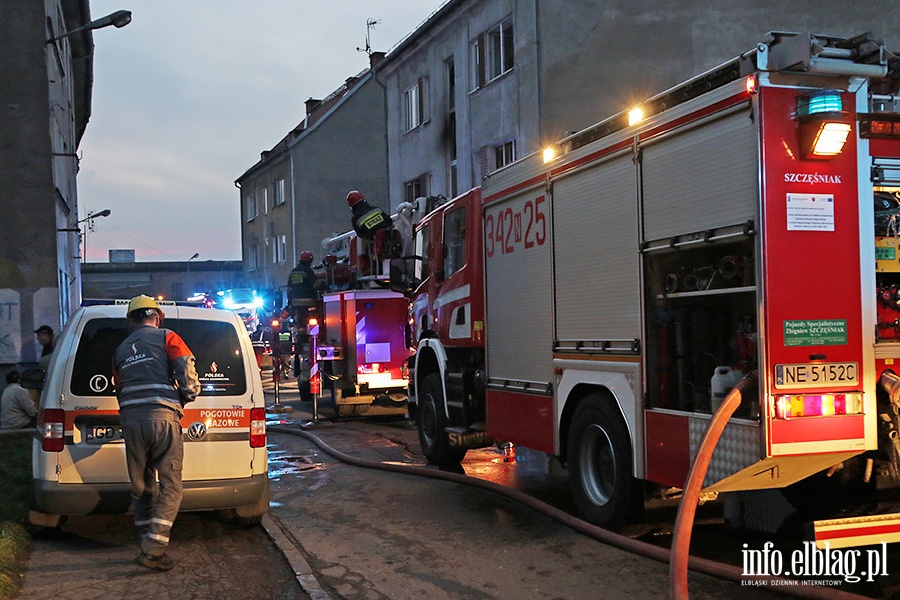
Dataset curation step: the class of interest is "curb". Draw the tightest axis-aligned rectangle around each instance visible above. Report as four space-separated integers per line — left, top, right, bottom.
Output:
261 512 332 600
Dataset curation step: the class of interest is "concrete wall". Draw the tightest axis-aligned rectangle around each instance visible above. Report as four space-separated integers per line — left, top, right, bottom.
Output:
292 75 389 263
381 0 540 206
0 1 86 367
238 73 389 296
378 0 900 206
239 151 292 293
536 0 900 143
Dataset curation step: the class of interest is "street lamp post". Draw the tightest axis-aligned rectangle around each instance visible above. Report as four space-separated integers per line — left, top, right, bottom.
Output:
46 10 132 44
58 209 111 261
80 209 111 262
187 253 200 297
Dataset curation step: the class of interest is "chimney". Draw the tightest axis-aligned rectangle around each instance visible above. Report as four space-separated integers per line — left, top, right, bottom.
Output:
305 97 322 115
369 51 385 69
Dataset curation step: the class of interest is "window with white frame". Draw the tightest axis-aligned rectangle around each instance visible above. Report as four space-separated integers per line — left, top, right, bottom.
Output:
494 140 516 170
274 179 285 206
471 18 514 90
278 235 287 263
262 186 269 214
246 193 257 221
403 76 430 132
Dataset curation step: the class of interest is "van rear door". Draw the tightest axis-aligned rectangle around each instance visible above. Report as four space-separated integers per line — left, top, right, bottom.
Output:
170 307 257 480
59 310 131 484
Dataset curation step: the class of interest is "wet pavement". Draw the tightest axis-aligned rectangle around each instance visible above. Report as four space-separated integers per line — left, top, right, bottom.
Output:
16 375 785 599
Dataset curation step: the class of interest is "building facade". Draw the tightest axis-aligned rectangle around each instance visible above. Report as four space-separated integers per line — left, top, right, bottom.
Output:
237 57 390 296
375 0 900 209
0 0 93 368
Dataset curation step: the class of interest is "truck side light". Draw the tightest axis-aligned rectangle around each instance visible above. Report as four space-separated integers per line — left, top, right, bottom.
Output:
745 75 758 95
249 407 266 448
542 146 556 163
40 408 65 452
628 106 644 126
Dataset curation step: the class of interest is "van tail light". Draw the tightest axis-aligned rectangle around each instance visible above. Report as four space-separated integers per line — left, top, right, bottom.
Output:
250 407 266 448
40 409 65 452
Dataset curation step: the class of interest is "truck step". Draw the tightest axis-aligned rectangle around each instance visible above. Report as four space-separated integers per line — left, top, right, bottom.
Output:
446 427 492 449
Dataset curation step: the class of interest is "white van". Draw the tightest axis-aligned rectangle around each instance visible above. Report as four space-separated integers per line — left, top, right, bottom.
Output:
28 302 269 528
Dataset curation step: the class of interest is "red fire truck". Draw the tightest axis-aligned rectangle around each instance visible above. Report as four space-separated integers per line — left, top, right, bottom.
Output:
309 221 416 416
393 31 900 541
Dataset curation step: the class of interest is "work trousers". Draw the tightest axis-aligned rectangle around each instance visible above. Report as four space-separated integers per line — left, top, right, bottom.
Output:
120 406 184 556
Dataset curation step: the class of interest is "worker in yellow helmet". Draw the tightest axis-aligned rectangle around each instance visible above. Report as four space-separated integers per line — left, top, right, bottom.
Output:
112 294 200 570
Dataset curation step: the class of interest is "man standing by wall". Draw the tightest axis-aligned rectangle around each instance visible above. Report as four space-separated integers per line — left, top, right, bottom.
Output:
112 295 200 571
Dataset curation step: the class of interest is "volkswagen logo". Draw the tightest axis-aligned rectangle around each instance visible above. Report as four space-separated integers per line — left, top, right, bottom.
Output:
187 421 208 441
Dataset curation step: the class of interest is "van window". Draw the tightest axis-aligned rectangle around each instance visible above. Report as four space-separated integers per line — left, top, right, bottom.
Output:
71 318 129 397
174 320 247 396
70 318 247 398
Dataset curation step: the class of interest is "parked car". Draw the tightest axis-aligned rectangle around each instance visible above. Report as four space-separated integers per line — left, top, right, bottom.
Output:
28 301 269 529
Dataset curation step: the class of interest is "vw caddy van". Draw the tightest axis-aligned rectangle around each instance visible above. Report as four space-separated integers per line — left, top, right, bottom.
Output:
29 301 269 528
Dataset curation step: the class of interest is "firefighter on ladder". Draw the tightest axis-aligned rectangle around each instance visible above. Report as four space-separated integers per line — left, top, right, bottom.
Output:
347 190 398 279
286 250 319 401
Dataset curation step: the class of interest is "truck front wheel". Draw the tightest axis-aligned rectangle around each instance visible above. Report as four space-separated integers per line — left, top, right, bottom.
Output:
418 373 466 465
567 395 638 531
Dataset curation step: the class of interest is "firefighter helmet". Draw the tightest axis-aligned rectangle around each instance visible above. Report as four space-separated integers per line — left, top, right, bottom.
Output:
299 250 314 263
347 190 365 207
126 294 165 320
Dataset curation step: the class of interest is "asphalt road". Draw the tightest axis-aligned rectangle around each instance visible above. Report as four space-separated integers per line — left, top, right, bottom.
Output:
12 378 823 599
264 410 782 600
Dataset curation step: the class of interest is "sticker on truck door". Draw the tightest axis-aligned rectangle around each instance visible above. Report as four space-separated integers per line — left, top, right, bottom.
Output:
784 319 847 346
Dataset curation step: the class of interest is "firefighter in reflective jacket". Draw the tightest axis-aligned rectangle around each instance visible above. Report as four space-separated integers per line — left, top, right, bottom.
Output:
287 251 318 310
112 295 200 571
347 190 392 239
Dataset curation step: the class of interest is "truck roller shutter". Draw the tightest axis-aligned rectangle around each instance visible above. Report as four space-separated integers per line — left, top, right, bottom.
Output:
484 190 554 389
553 153 641 341
642 108 757 241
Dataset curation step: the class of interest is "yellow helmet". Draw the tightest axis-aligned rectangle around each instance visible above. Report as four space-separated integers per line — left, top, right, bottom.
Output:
126 295 165 320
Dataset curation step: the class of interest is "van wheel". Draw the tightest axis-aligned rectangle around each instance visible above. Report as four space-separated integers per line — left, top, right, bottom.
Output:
418 373 466 465
24 510 67 535
567 394 639 531
219 480 269 528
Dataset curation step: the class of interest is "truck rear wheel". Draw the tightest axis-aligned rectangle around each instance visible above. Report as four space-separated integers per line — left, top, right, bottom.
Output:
418 373 466 465
567 395 638 531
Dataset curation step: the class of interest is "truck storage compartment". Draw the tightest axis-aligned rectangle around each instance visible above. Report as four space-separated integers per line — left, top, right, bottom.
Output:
643 234 758 415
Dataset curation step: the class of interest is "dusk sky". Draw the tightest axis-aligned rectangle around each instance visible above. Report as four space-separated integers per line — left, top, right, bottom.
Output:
78 0 447 262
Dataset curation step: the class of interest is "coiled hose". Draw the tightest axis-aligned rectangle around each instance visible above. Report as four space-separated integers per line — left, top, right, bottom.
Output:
268 420 870 600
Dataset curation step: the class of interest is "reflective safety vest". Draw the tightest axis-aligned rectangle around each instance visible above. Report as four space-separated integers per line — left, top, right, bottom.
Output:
112 325 200 415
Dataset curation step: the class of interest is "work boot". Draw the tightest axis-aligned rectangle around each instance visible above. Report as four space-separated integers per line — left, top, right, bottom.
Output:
136 552 175 571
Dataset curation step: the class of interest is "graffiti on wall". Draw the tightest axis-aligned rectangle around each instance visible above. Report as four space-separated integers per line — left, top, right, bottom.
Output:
0 289 22 363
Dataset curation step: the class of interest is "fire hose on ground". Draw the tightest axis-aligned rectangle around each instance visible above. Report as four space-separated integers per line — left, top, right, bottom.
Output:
268 406 870 600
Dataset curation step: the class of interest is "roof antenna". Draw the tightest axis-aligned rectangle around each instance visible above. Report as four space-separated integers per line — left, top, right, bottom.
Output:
356 18 381 56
